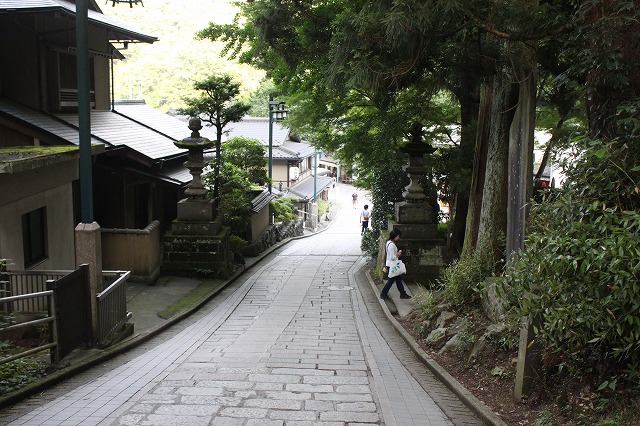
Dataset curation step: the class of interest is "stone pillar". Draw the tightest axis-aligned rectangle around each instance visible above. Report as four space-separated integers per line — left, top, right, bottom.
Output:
515 317 542 399
75 221 101 345
311 202 318 230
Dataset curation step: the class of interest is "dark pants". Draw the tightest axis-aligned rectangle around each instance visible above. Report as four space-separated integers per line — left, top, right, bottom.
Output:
361 220 369 234
381 275 408 297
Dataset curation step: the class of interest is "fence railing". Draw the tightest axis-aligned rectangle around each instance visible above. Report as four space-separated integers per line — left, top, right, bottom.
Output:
0 290 59 365
96 271 131 347
6 271 70 313
2 268 132 360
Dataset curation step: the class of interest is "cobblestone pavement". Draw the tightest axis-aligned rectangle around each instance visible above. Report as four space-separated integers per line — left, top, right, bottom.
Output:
1 185 481 425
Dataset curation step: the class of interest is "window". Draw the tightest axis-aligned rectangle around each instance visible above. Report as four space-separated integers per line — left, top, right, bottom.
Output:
22 207 48 268
46 50 95 111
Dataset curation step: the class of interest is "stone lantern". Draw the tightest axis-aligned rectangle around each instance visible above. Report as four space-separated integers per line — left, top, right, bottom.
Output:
388 122 446 286
162 118 231 277
171 118 220 234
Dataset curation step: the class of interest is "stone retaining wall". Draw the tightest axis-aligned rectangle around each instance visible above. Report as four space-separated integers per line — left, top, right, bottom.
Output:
241 220 304 257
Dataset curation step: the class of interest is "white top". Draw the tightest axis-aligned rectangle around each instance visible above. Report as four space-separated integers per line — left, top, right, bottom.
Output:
361 209 371 221
385 241 399 267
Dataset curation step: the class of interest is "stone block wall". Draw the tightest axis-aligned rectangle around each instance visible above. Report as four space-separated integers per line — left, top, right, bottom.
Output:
241 220 304 257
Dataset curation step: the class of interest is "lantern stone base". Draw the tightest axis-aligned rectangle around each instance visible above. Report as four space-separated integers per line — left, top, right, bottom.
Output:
171 198 223 235
162 225 233 278
382 215 448 286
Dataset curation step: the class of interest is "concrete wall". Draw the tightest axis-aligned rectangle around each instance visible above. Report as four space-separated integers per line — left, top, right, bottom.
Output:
0 160 78 270
250 208 270 244
101 220 161 284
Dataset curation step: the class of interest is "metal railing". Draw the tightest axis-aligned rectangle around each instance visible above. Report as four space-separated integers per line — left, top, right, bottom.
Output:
0 290 59 365
6 270 70 313
96 271 131 346
4 269 132 356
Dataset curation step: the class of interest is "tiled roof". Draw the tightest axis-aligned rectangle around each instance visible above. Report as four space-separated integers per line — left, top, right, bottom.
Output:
113 101 218 141
0 97 105 147
0 97 317 186
287 175 335 201
0 0 157 43
55 111 185 161
249 189 272 213
0 97 191 184
225 117 290 147
279 141 315 160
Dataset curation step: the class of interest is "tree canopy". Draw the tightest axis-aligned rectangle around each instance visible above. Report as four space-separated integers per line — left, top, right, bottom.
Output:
179 74 251 198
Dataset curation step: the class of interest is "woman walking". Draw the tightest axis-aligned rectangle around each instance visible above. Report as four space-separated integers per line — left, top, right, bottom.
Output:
380 229 411 300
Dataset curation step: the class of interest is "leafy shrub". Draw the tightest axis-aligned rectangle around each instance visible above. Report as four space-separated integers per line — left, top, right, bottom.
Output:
413 289 438 320
271 196 298 223
499 137 640 379
229 235 247 252
437 245 497 307
360 230 380 258
0 356 47 394
317 198 329 216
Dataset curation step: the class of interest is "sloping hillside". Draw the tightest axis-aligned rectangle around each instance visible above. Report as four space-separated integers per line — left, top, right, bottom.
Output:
103 1 264 111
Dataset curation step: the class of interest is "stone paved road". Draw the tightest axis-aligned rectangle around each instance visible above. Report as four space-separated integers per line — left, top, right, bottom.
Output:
2 185 481 425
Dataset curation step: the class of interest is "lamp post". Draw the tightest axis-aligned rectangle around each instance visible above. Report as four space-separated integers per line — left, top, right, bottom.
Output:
313 151 323 202
313 151 318 202
268 95 287 194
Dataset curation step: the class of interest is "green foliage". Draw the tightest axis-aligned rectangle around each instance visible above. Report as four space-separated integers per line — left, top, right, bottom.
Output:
229 235 247 253
0 356 47 394
179 74 251 133
437 245 497 307
317 199 329 217
222 137 269 186
201 136 269 240
499 136 640 381
270 197 298 223
359 230 379 259
217 163 252 238
532 410 555 426
413 290 438 320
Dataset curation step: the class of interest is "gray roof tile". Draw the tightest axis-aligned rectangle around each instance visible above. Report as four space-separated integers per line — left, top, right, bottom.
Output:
287 175 334 200
0 0 157 43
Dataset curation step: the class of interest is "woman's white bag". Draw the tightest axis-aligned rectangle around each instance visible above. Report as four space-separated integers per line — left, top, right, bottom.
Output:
388 260 406 278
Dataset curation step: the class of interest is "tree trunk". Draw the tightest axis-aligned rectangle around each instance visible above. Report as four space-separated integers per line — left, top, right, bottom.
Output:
507 44 537 257
534 117 565 183
462 81 491 255
450 87 479 257
476 64 518 257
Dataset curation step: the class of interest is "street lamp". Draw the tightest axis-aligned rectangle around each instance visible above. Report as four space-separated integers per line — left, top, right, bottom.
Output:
268 95 287 194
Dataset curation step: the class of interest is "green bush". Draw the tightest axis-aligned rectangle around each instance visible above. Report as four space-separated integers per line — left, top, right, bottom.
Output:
229 235 247 252
499 137 640 379
317 199 329 216
360 230 380 258
413 290 438 320
271 196 298 223
437 245 497 307
0 356 47 394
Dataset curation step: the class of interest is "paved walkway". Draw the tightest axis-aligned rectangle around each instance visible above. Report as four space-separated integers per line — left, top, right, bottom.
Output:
1 184 483 426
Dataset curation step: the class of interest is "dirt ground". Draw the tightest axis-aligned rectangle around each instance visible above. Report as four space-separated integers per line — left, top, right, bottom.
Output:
397 311 552 425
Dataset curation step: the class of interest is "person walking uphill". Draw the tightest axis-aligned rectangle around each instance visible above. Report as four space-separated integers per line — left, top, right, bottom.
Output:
360 204 371 235
352 191 359 208
381 229 411 300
